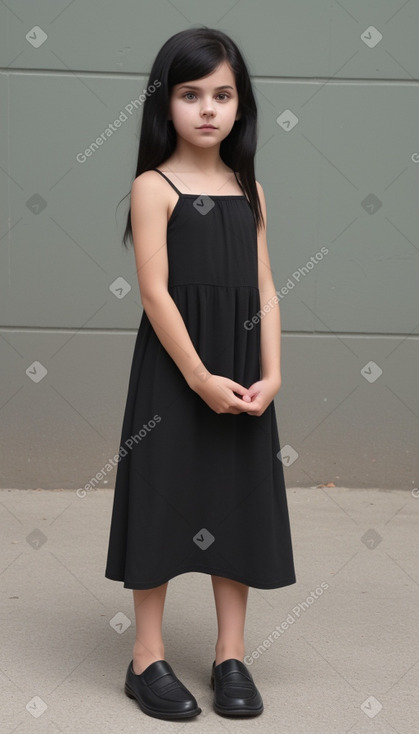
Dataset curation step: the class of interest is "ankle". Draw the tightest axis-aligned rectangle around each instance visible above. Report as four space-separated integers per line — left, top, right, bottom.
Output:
132 642 165 675
215 641 245 665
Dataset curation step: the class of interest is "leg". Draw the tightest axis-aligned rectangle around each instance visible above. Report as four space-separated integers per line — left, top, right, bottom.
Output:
211 575 249 664
132 582 168 675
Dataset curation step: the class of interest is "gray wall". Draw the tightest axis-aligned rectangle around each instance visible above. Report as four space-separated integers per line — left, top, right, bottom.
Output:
1 1 418 490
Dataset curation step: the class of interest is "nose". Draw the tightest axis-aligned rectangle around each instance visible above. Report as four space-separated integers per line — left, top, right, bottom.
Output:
200 96 215 117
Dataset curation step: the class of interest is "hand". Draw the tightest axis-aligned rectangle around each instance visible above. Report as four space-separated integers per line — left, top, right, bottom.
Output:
238 375 282 417
190 373 257 415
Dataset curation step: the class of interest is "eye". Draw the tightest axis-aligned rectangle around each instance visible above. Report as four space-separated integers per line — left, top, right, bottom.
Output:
181 92 231 101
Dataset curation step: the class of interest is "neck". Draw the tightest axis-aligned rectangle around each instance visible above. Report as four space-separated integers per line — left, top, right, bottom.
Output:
169 139 225 173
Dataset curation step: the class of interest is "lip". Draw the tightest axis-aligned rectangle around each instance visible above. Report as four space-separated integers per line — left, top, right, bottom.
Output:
197 125 217 129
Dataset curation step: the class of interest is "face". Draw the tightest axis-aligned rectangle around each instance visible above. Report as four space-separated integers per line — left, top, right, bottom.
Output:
168 60 240 147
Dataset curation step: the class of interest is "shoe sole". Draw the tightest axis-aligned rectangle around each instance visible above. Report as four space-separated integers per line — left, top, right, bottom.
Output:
125 683 202 720
213 701 264 716
210 674 264 716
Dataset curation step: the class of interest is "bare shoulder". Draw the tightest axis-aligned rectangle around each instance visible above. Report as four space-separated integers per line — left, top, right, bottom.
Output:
255 179 265 200
131 169 168 200
255 180 267 224
130 170 171 228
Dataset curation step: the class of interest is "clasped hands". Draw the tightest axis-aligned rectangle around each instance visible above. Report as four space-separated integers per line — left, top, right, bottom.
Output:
190 371 281 417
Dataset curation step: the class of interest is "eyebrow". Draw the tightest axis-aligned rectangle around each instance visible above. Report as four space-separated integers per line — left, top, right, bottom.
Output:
178 84 235 91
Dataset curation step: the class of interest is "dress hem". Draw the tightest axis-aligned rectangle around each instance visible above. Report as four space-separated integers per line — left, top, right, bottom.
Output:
104 567 297 591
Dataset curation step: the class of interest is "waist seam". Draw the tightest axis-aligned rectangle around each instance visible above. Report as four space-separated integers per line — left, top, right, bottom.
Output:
168 283 259 290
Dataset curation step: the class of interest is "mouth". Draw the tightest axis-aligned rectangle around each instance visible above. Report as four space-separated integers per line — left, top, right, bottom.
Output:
197 125 217 129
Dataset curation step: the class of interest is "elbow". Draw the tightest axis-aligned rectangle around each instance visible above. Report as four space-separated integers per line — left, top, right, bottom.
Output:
140 287 170 312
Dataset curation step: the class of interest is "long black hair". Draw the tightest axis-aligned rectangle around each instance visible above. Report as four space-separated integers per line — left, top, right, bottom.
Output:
117 26 264 249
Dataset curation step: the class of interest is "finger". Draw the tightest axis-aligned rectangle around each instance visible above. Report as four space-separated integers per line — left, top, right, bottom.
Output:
233 393 254 407
242 399 261 412
227 379 250 396
233 393 252 404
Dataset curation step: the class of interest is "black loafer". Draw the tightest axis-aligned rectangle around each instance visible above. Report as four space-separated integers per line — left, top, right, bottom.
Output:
210 658 264 716
125 659 201 720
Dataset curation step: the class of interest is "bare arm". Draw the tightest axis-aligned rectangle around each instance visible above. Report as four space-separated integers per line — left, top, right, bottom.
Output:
130 172 207 391
255 181 281 387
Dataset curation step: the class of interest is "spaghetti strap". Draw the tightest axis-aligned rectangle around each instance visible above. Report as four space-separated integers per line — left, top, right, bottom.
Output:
152 168 182 196
154 167 245 197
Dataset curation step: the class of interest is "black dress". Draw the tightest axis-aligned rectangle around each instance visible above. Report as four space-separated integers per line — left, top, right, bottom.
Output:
104 169 296 590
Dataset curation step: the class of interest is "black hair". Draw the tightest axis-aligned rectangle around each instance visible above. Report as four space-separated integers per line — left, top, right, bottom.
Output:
117 26 264 249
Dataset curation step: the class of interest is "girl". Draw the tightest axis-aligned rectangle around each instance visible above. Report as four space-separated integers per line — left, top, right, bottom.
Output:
105 27 296 721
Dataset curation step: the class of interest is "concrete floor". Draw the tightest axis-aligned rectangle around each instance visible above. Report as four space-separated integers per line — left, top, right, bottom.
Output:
1 485 418 734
